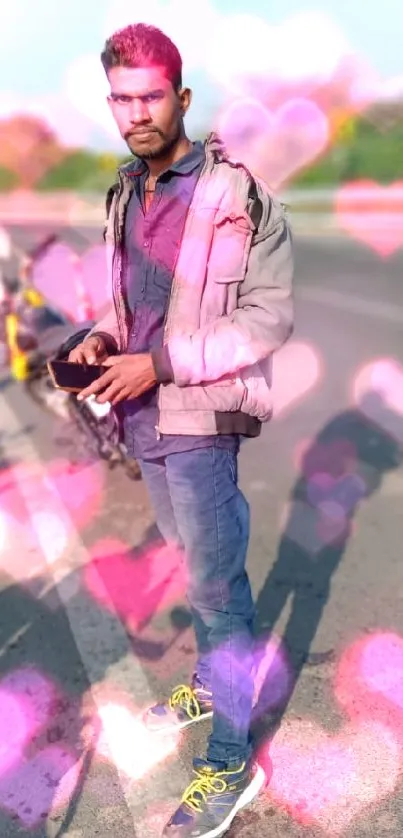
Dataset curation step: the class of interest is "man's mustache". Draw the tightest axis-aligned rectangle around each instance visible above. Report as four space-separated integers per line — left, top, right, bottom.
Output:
124 127 162 140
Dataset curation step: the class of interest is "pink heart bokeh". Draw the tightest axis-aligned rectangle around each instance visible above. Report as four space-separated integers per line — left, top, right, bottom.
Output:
84 538 187 633
306 472 367 513
279 497 351 556
0 669 81 828
335 181 403 257
0 746 80 828
264 630 403 832
0 459 105 585
268 718 399 834
336 632 403 750
271 341 323 418
218 97 329 189
94 690 178 781
352 358 403 444
31 241 110 321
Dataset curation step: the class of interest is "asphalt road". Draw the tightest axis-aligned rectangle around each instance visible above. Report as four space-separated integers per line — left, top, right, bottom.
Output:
0 230 403 837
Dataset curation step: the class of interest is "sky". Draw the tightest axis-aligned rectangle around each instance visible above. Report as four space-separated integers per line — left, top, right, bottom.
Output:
0 0 401 149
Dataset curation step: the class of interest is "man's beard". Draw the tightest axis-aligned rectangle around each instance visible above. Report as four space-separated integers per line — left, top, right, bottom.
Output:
126 122 182 160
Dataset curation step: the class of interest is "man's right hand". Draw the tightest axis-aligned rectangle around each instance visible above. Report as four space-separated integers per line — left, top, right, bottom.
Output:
68 335 109 365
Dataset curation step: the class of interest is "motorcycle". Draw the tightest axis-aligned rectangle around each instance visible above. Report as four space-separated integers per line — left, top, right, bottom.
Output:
25 322 142 481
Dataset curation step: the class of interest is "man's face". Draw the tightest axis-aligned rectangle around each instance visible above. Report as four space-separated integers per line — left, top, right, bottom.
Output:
107 66 190 159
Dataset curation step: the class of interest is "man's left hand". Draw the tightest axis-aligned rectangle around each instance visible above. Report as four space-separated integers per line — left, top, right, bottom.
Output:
77 353 157 406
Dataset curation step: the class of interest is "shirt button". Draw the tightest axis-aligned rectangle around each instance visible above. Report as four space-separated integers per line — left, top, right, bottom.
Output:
144 241 149 248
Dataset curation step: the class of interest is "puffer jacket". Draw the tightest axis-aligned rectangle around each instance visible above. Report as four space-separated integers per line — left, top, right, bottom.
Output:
90 133 294 437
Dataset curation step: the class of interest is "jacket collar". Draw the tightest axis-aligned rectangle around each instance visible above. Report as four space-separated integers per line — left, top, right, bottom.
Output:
118 133 228 179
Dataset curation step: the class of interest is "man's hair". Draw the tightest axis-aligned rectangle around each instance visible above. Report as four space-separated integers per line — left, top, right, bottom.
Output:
101 23 183 91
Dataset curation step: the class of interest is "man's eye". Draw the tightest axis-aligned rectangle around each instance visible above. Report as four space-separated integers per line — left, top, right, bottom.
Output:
143 92 164 103
114 95 132 104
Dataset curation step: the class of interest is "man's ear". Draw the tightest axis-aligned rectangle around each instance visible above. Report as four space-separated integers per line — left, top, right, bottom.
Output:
178 87 192 115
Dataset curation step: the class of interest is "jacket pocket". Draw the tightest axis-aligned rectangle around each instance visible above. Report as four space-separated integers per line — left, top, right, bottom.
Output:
208 210 254 283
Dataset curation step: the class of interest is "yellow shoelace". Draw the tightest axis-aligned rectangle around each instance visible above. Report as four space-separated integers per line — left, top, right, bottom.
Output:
181 773 227 813
169 684 201 719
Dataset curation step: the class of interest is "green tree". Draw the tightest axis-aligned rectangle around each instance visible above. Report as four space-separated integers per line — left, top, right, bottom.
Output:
294 110 403 186
0 114 66 188
37 150 119 191
0 167 18 191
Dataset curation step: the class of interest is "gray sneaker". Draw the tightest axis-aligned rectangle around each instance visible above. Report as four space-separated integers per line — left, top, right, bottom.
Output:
144 675 213 733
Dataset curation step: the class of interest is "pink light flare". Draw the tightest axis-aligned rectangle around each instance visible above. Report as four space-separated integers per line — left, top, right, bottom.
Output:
267 718 399 834
279 433 369 556
0 668 82 828
0 463 71 583
352 358 403 445
0 458 103 586
336 632 403 753
0 746 80 828
335 181 403 258
0 507 11 554
0 668 58 733
298 438 358 481
279 497 352 556
252 635 292 718
264 631 403 832
31 241 109 321
83 538 187 633
217 97 329 190
0 691 34 778
271 341 323 419
29 509 69 566
47 458 105 532
17 456 104 533
306 471 367 516
96 698 178 781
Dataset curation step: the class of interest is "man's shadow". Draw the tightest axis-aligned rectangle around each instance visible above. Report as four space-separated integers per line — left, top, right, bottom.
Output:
252 392 403 745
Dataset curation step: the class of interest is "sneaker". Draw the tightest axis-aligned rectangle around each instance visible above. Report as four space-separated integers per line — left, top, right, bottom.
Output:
162 757 267 837
144 675 213 732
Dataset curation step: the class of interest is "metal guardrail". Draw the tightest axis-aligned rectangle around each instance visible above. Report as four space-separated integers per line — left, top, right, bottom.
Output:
0 189 401 227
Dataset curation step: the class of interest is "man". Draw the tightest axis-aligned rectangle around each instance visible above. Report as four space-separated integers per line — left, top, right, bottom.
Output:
70 22 294 838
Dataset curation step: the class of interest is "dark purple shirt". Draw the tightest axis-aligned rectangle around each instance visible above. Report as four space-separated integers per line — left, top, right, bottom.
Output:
121 142 238 460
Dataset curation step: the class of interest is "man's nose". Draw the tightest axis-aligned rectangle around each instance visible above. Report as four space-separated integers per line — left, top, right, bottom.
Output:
129 99 150 123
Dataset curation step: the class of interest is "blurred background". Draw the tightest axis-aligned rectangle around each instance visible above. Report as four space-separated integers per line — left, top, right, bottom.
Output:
0 0 402 321
0 5 403 836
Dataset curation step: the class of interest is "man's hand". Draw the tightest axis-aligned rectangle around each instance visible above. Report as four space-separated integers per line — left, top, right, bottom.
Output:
68 335 109 365
77 353 157 406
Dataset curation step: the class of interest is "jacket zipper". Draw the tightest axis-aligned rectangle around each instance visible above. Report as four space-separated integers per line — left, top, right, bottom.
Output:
162 150 212 345
112 172 128 350
155 239 183 439
155 155 212 440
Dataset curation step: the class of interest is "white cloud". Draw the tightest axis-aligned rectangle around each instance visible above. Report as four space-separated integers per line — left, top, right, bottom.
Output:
103 0 221 73
64 53 116 139
207 11 352 93
102 2 352 93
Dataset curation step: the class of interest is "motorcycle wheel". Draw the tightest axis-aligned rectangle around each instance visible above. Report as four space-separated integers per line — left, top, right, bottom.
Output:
75 402 142 481
25 373 70 420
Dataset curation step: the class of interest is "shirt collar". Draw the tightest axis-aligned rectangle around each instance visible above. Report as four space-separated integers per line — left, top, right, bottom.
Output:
124 141 205 179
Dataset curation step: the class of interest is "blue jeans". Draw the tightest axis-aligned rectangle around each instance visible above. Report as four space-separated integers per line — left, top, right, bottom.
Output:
138 446 255 766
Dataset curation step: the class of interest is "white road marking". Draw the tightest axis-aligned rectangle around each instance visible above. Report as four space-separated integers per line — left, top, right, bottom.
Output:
298 286 403 325
0 393 189 835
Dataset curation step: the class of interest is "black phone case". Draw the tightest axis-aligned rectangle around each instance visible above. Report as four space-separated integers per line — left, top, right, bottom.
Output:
47 360 108 393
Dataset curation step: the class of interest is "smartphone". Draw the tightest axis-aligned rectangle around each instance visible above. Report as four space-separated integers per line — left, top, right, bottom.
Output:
47 360 108 393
